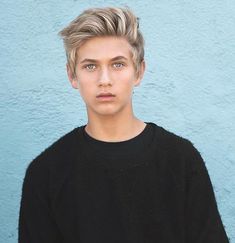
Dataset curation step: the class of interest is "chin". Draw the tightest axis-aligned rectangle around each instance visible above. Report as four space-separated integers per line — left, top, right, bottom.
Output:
87 101 131 118
95 109 120 117
91 106 125 117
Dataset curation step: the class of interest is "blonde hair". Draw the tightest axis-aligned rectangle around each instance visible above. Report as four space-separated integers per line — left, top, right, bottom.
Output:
58 7 145 78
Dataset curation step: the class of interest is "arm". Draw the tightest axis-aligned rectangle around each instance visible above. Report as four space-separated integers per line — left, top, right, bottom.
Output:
18 160 63 243
185 142 229 243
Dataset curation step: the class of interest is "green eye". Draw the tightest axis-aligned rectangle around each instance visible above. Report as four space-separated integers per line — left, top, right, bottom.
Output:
113 63 124 68
85 64 96 71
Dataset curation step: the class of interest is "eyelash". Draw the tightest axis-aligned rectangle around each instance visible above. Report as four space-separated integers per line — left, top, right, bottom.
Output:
84 64 96 71
113 63 125 68
83 62 125 71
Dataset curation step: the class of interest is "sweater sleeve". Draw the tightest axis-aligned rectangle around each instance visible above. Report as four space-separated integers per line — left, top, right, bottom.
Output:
18 159 63 243
185 142 229 243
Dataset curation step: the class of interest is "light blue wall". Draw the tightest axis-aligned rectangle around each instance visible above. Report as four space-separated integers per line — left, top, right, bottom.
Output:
0 0 234 242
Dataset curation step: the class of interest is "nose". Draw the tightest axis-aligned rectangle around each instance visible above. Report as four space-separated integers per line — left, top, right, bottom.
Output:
98 67 112 86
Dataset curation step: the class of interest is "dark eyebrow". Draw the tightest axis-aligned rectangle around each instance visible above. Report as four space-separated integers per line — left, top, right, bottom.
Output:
110 56 128 61
80 58 98 64
79 56 128 64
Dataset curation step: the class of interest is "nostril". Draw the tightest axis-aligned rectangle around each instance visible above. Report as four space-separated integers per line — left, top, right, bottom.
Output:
98 76 112 86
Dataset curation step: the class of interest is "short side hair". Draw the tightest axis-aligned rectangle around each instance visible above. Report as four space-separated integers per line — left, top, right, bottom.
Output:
58 7 145 78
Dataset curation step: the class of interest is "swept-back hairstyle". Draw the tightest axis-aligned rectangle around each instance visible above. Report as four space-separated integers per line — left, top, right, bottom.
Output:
58 7 145 78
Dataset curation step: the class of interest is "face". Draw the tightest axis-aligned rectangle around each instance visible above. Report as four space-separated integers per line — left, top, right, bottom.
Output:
67 36 145 118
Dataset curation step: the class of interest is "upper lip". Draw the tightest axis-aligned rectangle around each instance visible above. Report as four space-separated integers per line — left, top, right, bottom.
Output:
96 92 115 98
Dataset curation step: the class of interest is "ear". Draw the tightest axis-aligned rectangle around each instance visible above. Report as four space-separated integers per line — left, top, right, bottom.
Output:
67 63 79 89
134 60 146 87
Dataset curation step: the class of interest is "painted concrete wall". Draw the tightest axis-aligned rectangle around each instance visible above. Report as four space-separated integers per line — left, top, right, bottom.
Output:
0 0 234 242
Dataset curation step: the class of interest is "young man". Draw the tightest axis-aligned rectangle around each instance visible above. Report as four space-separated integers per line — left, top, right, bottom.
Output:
19 7 229 243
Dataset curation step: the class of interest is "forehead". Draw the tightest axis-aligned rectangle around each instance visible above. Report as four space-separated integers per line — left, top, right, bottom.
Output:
77 36 133 62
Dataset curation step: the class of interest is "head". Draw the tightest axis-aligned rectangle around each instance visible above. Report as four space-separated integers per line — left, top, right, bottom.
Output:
58 7 145 79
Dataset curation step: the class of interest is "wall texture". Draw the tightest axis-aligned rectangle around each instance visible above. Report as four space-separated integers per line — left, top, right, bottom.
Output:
0 0 234 242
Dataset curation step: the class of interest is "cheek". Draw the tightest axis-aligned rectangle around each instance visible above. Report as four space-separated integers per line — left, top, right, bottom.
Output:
118 74 136 91
77 72 97 86
79 85 92 96
76 74 92 90
77 82 97 103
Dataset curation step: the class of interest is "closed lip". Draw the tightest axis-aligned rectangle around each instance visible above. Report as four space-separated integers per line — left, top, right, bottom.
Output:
96 92 116 98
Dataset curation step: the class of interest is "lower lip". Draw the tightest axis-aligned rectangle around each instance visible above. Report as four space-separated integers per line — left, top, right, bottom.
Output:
96 95 115 101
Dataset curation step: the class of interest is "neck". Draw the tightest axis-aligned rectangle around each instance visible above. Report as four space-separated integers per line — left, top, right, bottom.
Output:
85 112 146 142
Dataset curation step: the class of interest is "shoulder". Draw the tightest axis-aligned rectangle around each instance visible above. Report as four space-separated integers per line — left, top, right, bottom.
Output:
149 122 208 189
21 127 84 206
25 126 83 179
149 122 195 153
149 122 204 169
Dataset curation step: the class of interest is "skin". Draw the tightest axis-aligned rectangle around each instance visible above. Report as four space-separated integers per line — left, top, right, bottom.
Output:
67 36 146 142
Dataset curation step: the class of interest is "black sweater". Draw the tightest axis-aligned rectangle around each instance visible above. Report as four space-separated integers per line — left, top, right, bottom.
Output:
19 122 229 243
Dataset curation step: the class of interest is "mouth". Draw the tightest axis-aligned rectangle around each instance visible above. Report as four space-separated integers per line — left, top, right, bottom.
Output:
96 92 116 101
